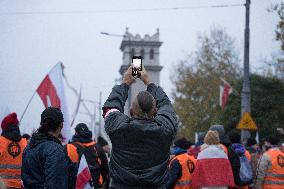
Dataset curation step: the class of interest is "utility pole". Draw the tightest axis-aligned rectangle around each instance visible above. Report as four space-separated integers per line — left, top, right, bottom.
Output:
241 0 251 143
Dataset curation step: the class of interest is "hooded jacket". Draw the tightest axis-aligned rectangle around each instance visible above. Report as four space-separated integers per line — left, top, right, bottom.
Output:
103 83 178 189
21 133 68 189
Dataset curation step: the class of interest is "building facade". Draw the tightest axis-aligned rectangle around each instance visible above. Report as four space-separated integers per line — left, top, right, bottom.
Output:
119 28 163 114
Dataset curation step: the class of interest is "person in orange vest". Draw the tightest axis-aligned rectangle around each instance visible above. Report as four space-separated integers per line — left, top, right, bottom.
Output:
66 123 102 189
0 112 27 189
254 135 284 189
165 138 196 189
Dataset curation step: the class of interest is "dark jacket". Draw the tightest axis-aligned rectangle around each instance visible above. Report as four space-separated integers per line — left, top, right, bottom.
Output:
228 143 251 187
66 132 107 189
21 133 68 189
103 83 178 189
165 148 187 189
96 144 110 189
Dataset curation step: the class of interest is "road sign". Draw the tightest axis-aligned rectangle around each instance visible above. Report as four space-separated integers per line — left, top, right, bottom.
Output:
237 112 257 130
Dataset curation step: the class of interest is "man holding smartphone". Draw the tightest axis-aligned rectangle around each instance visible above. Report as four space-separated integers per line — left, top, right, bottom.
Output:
103 66 178 189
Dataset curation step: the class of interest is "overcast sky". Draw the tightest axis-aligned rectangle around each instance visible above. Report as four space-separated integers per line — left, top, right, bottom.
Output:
0 0 281 135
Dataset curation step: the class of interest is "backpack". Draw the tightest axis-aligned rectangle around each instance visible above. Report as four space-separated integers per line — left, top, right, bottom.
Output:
72 143 101 189
239 154 253 183
228 146 253 186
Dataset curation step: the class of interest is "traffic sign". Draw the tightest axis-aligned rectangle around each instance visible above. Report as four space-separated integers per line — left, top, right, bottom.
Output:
236 112 257 130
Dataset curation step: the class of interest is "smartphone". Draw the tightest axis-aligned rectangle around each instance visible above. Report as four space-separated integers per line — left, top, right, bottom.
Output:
132 56 142 76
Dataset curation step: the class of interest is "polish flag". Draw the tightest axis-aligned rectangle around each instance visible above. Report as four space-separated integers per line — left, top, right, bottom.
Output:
219 79 232 111
192 145 235 188
76 155 92 189
36 63 71 141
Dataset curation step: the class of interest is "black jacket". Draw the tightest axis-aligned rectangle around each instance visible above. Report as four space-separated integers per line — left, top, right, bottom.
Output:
165 160 182 189
103 83 178 188
66 133 108 189
21 133 68 189
96 144 110 189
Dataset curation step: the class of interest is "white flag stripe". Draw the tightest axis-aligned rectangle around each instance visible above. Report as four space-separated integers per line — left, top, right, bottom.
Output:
48 63 72 141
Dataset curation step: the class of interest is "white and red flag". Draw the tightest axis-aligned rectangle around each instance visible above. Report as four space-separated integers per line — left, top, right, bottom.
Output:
219 79 232 111
36 63 71 141
76 155 92 189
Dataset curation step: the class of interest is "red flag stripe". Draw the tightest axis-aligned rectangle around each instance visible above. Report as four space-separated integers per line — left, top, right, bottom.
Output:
221 84 231 110
76 167 91 189
36 75 61 108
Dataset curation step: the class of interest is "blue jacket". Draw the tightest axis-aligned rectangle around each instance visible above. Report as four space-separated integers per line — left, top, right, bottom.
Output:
21 133 68 189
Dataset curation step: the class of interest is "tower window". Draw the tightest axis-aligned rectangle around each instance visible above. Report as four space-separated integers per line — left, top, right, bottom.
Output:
150 49 154 60
140 49 145 58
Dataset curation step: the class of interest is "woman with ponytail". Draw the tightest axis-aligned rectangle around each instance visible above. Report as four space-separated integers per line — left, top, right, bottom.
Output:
21 107 68 189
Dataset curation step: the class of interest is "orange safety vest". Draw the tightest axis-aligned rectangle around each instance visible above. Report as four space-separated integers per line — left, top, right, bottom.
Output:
170 153 196 189
66 141 99 163
263 148 284 189
0 136 27 188
66 141 103 185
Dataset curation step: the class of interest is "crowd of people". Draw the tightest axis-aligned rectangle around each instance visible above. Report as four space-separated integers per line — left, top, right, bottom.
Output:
0 66 283 189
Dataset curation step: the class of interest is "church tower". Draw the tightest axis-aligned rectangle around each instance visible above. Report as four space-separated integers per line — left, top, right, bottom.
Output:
119 28 163 114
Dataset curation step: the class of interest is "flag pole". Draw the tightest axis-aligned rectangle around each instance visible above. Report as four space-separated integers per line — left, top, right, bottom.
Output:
20 90 37 123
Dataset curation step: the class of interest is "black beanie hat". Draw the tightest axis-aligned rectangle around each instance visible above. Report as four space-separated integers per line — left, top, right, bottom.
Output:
74 123 92 140
174 137 192 149
75 123 90 133
97 136 108 146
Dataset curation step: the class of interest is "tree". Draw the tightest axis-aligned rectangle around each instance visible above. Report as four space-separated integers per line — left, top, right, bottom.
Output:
269 2 284 51
217 74 284 141
172 27 241 139
267 2 284 80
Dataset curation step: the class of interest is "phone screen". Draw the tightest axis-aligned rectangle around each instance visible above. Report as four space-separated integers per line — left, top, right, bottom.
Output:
132 56 142 76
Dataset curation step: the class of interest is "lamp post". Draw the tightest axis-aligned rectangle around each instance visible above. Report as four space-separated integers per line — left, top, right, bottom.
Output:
241 0 251 143
100 30 132 112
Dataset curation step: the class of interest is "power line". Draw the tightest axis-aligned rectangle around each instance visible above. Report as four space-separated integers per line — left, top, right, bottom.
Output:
0 3 244 15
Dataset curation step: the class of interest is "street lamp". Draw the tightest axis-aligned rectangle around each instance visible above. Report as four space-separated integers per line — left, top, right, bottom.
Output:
100 30 133 112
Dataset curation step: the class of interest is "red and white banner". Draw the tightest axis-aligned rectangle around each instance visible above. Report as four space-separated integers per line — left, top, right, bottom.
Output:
219 79 232 111
76 155 92 189
36 63 71 141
